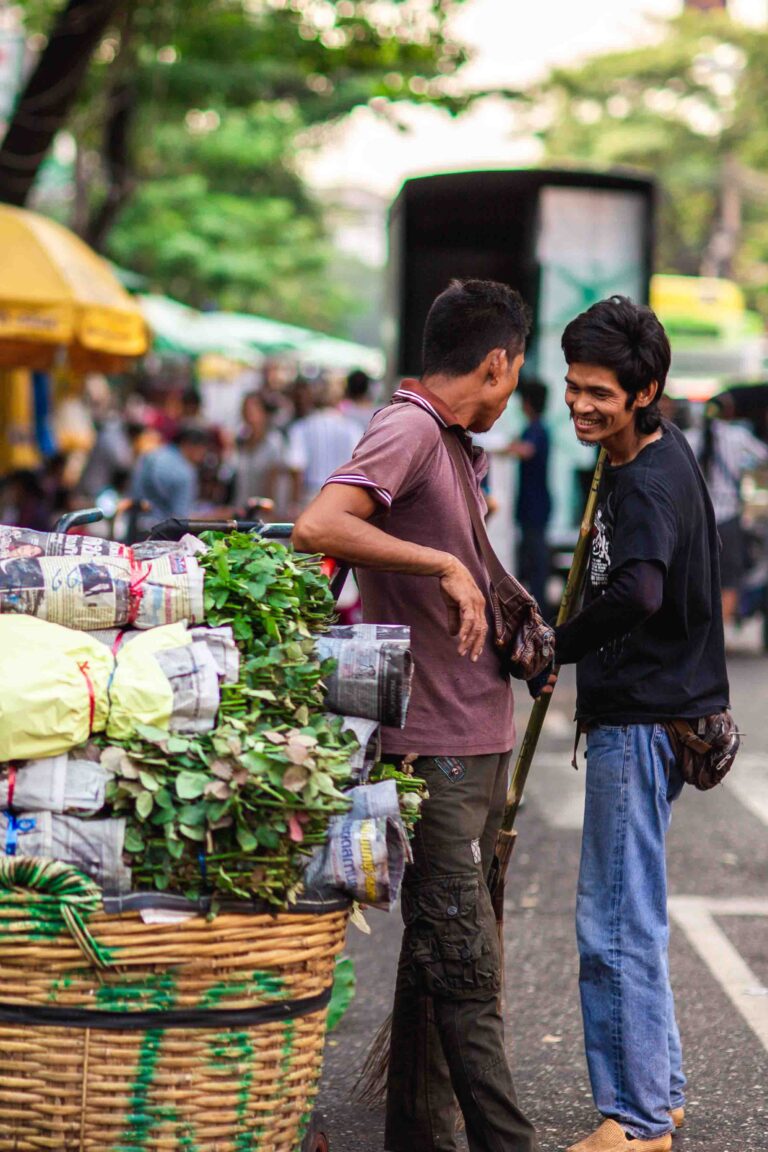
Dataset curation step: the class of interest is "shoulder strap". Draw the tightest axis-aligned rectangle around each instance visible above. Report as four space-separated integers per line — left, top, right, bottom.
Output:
440 428 512 589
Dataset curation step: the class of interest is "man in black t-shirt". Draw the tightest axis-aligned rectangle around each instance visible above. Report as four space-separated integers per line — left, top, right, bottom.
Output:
549 297 728 1152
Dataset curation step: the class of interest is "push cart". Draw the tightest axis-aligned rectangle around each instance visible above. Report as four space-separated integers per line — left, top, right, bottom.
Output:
0 511 350 1152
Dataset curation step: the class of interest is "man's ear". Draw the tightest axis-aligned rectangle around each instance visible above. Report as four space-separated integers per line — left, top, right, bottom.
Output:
485 348 506 384
634 379 659 409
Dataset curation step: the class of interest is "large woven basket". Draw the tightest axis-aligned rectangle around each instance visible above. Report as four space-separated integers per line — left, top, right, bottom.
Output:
0 858 348 1152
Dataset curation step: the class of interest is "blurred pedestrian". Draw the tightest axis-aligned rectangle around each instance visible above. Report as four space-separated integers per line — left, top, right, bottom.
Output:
128 422 209 539
340 368 379 433
294 278 540 1152
286 382 360 513
507 379 552 613
546 297 729 1152
232 392 284 514
688 394 768 626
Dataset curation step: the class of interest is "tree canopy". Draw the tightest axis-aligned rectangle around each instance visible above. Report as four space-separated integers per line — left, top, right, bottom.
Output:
521 10 768 314
10 0 472 332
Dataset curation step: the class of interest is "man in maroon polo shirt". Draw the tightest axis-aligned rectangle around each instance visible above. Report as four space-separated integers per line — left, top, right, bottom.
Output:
293 279 539 1152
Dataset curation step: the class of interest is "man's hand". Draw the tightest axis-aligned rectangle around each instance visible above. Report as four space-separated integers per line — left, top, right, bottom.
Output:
438 557 488 661
527 664 558 699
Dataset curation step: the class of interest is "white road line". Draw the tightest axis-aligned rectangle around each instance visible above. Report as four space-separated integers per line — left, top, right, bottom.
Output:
723 753 768 828
525 751 768 832
668 897 768 1053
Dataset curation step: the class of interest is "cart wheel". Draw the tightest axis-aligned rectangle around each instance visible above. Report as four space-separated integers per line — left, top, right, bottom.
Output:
301 1113 330 1152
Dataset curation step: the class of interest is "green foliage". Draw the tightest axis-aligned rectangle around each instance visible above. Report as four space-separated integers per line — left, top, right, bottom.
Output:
102 535 364 906
522 11 768 307
19 0 471 331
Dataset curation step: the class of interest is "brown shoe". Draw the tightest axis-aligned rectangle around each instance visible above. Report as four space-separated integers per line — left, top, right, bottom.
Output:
670 1107 684 1130
567 1118 673 1152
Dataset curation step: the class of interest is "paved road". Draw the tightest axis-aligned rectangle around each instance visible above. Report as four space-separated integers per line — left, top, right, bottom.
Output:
317 649 768 1152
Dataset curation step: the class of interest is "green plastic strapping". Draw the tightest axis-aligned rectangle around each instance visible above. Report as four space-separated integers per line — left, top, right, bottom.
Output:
0 857 114 968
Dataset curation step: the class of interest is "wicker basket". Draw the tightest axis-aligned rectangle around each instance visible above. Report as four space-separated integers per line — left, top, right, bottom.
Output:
0 858 349 1152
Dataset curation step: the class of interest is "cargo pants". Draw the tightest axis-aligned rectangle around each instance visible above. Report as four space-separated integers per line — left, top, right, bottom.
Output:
384 752 540 1152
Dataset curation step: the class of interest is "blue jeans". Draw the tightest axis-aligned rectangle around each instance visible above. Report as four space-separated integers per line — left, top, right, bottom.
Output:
577 724 686 1140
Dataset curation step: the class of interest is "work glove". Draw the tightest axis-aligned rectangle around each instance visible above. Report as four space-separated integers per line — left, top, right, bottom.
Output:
526 660 555 700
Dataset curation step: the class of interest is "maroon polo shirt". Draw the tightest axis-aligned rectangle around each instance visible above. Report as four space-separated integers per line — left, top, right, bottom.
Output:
324 380 515 757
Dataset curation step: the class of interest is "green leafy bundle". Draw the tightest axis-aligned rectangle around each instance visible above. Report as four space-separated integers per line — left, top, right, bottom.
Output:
104 534 358 906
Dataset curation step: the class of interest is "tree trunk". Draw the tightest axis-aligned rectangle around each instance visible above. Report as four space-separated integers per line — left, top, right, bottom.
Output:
0 0 120 207
83 72 136 250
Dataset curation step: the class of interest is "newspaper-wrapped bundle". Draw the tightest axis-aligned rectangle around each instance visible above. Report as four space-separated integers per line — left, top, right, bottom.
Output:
316 624 413 728
0 810 131 893
325 715 380 782
0 525 129 561
0 552 204 631
303 779 411 909
92 624 240 685
0 754 110 814
0 617 222 760
132 533 207 561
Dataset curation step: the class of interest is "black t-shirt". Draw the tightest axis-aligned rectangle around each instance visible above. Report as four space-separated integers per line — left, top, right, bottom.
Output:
575 420 729 723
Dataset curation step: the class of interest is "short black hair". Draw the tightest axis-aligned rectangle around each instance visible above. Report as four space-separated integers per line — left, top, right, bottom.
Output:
561 296 670 435
422 279 531 378
519 379 547 416
346 369 370 400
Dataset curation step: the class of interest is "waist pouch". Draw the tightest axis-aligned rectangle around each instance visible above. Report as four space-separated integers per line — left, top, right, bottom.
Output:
664 710 740 790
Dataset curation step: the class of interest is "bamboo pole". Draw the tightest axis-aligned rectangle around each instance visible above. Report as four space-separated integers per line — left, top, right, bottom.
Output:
487 448 606 913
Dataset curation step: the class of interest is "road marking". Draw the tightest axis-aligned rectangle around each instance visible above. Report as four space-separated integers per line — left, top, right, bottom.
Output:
525 751 768 831
723 753 768 828
669 897 768 1052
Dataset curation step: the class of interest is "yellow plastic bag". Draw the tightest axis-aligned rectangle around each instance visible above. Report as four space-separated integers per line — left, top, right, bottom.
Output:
107 623 191 741
0 616 112 760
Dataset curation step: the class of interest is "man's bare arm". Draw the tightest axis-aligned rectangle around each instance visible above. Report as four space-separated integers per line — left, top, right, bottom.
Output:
292 483 488 661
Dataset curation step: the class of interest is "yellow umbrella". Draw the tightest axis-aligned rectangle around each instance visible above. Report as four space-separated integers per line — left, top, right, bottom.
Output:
0 204 148 372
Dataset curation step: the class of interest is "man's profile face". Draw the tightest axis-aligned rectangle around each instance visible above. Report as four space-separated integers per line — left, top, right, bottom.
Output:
469 350 525 433
564 362 636 446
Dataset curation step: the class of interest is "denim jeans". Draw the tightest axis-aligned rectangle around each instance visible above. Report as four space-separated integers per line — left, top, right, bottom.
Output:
578 723 686 1140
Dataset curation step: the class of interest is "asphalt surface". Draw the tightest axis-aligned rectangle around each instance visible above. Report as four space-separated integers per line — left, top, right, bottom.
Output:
317 643 768 1152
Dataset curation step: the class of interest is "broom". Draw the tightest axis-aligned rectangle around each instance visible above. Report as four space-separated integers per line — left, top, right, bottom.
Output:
353 450 606 1109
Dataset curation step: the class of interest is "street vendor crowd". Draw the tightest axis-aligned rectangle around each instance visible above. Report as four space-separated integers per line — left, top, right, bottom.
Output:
0 365 382 542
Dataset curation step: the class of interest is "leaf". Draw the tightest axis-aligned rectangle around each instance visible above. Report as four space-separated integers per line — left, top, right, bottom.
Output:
210 760 233 781
165 736 190 755
133 723 170 743
139 771 160 792
124 828 145 853
263 730 286 745
167 838 185 860
350 904 371 935
283 764 310 793
288 814 304 842
204 779 231 801
136 791 154 820
294 704 310 726
99 746 124 772
119 756 141 780
236 825 258 852
175 771 209 800
179 822 206 842
286 739 310 765
178 802 207 826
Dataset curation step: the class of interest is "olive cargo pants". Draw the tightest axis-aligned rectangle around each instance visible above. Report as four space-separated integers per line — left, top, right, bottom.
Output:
384 752 539 1152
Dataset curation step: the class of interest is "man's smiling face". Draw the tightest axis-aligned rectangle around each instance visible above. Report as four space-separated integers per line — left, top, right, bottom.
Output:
564 362 637 448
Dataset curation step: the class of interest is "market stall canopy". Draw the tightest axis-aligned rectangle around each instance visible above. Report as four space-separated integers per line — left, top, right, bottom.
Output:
140 295 384 375
0 205 149 372
138 295 261 363
200 309 384 375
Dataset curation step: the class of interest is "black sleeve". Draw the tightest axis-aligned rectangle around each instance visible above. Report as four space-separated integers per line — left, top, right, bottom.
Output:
554 560 664 665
